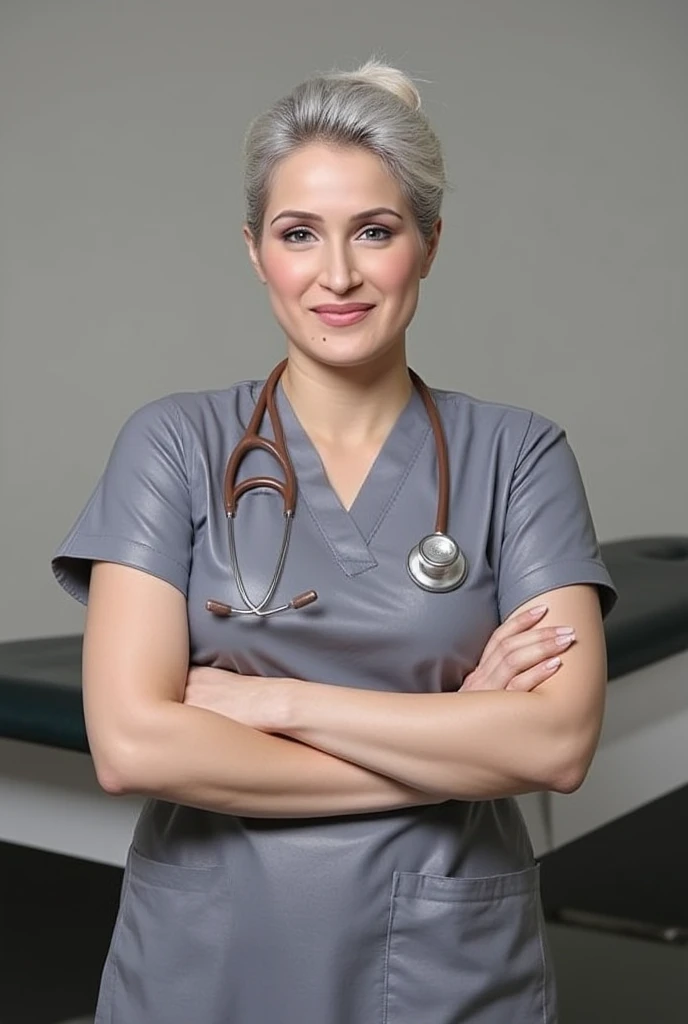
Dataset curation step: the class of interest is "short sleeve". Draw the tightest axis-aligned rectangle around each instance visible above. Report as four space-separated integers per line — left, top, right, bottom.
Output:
497 413 617 622
52 397 192 605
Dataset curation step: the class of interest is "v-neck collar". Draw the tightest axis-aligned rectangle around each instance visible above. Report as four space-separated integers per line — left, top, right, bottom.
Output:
262 378 432 578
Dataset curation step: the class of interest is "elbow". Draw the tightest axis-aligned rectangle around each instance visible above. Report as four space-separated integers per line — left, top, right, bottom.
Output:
94 761 133 796
91 734 148 797
546 737 596 795
95 764 129 797
549 764 587 795
87 702 175 796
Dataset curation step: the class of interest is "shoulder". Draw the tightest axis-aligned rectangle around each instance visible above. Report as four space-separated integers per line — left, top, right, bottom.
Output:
116 379 261 448
429 386 564 467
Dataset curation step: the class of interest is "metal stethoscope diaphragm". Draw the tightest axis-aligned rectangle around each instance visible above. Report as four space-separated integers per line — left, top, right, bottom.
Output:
407 531 468 593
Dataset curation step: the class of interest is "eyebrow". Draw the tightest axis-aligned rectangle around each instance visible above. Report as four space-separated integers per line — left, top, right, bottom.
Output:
270 207 404 226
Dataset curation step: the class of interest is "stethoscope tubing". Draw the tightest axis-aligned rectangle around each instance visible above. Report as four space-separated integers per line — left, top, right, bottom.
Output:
206 359 467 617
408 367 450 536
223 360 297 517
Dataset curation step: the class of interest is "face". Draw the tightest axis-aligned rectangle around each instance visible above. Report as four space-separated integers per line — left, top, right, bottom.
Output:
244 143 441 372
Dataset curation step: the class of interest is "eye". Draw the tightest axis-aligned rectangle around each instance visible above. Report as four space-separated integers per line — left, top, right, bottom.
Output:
358 226 393 242
282 227 317 243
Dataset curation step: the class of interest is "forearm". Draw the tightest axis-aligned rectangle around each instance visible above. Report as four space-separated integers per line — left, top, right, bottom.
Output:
281 685 587 799
101 701 442 817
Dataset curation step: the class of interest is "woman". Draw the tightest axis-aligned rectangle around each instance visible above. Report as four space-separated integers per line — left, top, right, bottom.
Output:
53 59 616 1024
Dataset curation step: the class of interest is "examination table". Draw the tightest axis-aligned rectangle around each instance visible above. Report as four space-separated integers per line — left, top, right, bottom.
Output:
1 536 688 1016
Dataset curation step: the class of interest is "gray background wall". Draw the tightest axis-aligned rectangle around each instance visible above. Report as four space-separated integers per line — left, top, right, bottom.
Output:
1 0 686 642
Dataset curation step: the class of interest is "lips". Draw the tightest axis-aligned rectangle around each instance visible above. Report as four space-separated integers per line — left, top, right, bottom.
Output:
311 304 375 314
311 303 375 327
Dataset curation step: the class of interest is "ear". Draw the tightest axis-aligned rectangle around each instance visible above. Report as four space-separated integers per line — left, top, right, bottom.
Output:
420 218 442 279
243 225 267 284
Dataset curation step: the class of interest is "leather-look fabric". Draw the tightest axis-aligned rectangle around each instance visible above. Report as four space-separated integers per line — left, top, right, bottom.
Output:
52 377 617 1024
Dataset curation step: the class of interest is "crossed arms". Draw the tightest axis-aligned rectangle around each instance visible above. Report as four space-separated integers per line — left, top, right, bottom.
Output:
83 562 607 818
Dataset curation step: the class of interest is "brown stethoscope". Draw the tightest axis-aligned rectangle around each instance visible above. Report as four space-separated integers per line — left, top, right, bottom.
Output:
206 359 467 618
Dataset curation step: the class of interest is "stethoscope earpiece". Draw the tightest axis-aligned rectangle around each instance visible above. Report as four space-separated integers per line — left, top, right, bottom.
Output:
407 533 468 593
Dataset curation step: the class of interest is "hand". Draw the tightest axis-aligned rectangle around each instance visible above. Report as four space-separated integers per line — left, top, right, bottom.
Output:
460 605 576 692
183 666 293 732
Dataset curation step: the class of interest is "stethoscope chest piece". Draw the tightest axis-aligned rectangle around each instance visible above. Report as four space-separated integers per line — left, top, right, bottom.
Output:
407 532 468 593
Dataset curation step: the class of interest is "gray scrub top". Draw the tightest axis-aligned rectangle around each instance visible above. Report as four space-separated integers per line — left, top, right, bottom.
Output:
52 376 617 1024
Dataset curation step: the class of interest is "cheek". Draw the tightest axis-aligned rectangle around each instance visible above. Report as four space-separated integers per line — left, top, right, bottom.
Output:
261 251 310 299
371 248 422 300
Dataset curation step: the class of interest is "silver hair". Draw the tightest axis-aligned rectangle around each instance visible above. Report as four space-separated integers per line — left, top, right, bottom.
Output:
243 58 447 244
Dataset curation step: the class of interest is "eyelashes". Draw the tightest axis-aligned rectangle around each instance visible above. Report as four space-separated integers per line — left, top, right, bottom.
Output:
282 228 316 243
359 227 393 242
281 226 393 244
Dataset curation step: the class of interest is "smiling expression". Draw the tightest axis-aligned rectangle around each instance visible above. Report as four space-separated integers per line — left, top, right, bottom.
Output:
244 143 441 371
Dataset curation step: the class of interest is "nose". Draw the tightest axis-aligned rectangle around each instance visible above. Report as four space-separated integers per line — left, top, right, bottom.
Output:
318 240 362 294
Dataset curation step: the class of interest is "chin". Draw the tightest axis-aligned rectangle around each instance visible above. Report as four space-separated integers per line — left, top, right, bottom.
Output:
290 334 404 371
304 349 394 374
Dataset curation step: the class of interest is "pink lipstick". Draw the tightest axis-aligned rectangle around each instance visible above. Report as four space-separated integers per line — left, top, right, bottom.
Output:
311 303 374 327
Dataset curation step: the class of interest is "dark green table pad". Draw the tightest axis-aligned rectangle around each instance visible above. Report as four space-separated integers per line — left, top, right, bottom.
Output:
2 537 688 753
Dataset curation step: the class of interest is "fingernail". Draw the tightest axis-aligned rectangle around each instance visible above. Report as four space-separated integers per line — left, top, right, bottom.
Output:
555 626 576 636
529 605 548 616
556 634 575 646
545 657 561 669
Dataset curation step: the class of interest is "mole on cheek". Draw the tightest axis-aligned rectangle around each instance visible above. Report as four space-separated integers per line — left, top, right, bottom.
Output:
322 336 327 343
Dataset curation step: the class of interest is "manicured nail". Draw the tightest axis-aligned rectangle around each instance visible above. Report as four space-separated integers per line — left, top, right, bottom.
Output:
545 657 561 669
555 626 576 635
556 634 575 646
529 605 548 616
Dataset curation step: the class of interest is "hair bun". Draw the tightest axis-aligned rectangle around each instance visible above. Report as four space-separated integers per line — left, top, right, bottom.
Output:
335 57 422 112
244 58 445 244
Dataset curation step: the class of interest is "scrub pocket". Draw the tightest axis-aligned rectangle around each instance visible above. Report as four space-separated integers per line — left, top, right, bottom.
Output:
95 847 231 1024
383 864 555 1024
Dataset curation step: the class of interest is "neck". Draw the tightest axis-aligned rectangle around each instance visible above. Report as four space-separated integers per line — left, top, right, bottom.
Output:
280 349 413 446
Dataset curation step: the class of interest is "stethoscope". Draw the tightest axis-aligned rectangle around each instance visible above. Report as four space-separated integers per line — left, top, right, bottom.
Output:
206 359 468 619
